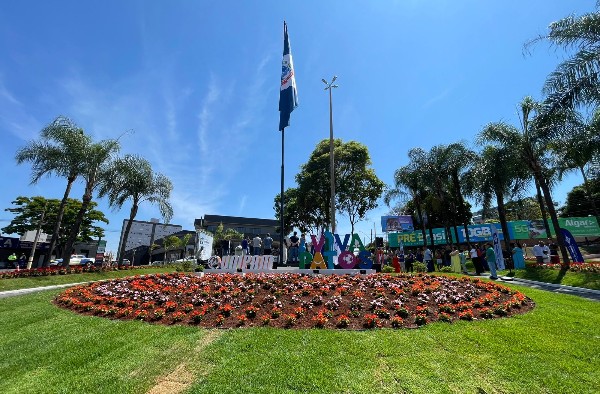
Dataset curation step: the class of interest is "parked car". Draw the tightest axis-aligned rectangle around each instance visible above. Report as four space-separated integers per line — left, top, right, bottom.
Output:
50 255 94 266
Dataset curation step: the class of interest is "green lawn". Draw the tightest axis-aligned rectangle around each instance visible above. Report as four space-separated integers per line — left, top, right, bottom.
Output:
508 267 600 290
0 267 177 292
0 282 598 394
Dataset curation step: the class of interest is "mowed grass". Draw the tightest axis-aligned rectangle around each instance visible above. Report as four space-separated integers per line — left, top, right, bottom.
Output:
0 282 599 394
0 267 177 292
509 267 600 290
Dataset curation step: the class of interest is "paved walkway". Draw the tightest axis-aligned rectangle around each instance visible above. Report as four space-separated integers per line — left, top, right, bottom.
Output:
0 282 89 299
1 272 598 302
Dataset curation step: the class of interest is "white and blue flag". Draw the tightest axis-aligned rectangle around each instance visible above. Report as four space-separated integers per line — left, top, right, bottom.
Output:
279 21 298 131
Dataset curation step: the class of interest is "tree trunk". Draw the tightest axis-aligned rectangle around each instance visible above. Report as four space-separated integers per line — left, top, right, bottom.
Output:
45 176 76 266
451 172 469 245
534 178 552 237
416 203 428 248
118 202 139 265
428 223 435 249
496 190 512 255
537 173 570 265
463 223 471 245
580 166 600 224
61 188 93 267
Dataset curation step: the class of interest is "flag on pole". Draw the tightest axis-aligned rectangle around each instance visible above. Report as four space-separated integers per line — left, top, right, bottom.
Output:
279 21 298 131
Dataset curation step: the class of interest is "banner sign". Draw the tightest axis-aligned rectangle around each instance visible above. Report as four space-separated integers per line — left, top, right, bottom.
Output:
558 217 600 237
560 228 585 263
388 228 447 248
0 236 20 249
196 230 214 260
491 226 505 270
381 216 414 233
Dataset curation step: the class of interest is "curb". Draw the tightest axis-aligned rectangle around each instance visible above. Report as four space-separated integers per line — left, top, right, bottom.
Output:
0 282 89 299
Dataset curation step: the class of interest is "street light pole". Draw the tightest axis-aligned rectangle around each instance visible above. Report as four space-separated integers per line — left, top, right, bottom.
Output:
322 76 339 233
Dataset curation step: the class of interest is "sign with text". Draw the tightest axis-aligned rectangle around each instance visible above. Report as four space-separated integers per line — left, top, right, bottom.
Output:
381 216 414 233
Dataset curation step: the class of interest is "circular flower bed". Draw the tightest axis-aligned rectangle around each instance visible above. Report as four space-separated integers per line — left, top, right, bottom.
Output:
54 273 534 329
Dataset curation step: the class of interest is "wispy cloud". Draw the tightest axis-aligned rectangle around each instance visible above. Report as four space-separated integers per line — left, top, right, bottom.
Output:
422 87 453 109
0 77 41 140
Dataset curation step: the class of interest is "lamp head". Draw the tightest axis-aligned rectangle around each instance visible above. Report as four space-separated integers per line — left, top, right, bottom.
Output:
321 78 328 84
332 75 337 82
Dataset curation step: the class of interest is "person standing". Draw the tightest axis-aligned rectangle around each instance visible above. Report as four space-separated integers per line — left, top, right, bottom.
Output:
289 232 299 264
405 250 415 273
241 238 249 256
532 241 543 264
485 243 498 280
450 246 462 274
8 253 17 269
252 234 262 256
263 233 273 256
470 244 483 275
18 253 27 270
424 246 434 272
511 242 525 270
541 241 551 263
299 233 307 253
459 248 468 274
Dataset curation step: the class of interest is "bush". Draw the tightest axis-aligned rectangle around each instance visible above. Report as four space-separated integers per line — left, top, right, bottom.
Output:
175 260 196 272
440 266 453 273
382 265 395 273
414 262 427 273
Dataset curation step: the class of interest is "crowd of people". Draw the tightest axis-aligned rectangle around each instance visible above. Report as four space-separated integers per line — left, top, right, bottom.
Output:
371 241 535 279
216 231 561 276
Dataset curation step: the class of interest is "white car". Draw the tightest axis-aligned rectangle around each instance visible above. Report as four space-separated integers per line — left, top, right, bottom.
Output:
50 254 94 266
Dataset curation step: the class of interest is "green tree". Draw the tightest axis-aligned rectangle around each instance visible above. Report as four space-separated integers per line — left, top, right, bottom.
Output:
561 181 600 217
2 196 108 257
527 4 600 109
335 142 384 235
504 197 543 221
550 109 600 222
479 97 572 264
385 159 429 247
209 223 243 255
283 139 383 234
15 116 92 265
472 143 528 251
163 235 180 262
98 154 173 264
61 139 120 266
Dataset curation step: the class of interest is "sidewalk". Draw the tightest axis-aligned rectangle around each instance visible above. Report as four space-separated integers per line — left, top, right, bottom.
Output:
494 276 600 302
0 282 88 299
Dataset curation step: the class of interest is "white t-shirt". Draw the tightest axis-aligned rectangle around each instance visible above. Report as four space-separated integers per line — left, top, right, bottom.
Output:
253 236 262 247
532 244 543 257
470 248 478 258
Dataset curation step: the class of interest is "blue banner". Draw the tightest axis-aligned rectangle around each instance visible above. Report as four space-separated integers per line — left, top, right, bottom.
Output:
560 228 584 263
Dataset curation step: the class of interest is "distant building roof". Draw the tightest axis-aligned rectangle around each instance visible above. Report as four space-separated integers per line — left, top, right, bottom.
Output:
199 215 278 227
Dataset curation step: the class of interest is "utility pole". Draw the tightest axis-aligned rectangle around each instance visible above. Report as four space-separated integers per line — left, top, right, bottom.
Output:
322 76 339 233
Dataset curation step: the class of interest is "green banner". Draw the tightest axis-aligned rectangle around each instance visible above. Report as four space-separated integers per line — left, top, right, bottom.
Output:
558 217 600 237
388 228 448 247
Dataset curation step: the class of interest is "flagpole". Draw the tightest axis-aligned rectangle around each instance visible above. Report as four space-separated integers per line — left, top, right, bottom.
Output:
279 126 285 269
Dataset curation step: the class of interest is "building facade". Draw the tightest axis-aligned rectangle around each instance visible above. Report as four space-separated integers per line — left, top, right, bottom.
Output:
117 218 182 258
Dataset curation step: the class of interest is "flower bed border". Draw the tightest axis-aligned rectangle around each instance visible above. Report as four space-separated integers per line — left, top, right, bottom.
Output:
55 273 535 330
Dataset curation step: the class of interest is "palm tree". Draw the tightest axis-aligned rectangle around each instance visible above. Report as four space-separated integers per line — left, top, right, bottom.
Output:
480 97 572 264
15 116 91 265
441 142 477 244
527 4 600 109
385 162 429 248
551 108 600 223
472 142 528 253
61 139 120 266
98 154 173 265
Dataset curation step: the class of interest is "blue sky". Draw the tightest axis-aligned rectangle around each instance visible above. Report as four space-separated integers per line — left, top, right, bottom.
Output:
0 1 593 253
